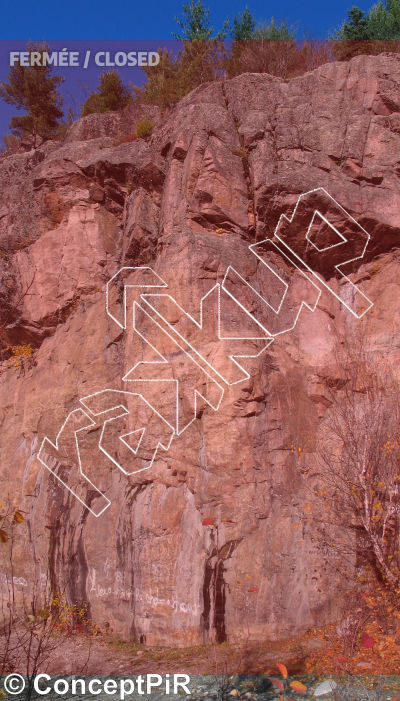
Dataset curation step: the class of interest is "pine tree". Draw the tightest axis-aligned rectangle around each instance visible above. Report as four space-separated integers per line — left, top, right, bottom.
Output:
0 42 64 148
172 0 228 40
81 70 132 117
334 6 371 39
333 1 400 60
368 0 400 39
254 18 295 40
229 6 256 40
335 1 400 40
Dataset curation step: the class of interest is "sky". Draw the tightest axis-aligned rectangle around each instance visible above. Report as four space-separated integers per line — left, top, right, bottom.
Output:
0 0 374 139
0 0 373 41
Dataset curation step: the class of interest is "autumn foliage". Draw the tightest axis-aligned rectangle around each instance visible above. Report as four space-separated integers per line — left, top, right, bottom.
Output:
307 335 400 589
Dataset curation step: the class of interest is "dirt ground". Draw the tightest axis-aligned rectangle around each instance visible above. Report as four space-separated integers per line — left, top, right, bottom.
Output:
44 622 400 677
1 625 400 701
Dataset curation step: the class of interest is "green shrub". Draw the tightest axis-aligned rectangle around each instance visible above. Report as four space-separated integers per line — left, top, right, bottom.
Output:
135 115 155 139
81 70 132 117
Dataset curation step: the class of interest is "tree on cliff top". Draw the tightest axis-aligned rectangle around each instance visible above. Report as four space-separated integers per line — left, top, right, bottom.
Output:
228 6 256 40
368 0 400 38
0 42 64 148
332 0 400 59
134 41 228 110
173 0 229 40
81 70 132 117
335 0 400 39
335 6 371 39
227 19 297 80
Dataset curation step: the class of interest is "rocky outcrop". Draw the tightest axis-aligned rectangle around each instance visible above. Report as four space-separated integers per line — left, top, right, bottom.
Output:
63 102 162 144
0 53 400 646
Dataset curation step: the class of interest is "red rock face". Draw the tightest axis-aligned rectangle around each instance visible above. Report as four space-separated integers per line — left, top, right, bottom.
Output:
0 54 400 645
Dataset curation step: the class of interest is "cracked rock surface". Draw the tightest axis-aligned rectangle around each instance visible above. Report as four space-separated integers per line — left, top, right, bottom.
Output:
0 54 400 646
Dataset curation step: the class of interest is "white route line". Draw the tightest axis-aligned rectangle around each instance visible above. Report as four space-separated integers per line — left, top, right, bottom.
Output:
123 302 225 435
40 188 374 516
106 267 168 329
305 210 347 251
222 252 322 339
140 286 274 385
37 409 111 518
269 187 373 318
80 389 175 475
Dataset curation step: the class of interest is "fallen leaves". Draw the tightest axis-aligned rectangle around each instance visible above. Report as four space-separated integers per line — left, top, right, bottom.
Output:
267 677 284 692
289 680 307 693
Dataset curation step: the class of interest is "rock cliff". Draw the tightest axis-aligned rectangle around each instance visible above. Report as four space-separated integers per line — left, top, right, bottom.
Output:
0 52 400 646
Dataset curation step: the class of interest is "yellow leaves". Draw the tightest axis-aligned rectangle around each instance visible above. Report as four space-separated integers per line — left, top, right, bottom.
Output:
0 530 8 543
13 511 25 523
5 343 34 366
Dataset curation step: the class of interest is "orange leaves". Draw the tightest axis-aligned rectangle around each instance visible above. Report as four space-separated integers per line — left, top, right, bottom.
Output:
269 664 306 696
203 517 236 526
275 662 288 678
0 529 8 543
289 680 307 693
361 632 375 649
248 587 258 593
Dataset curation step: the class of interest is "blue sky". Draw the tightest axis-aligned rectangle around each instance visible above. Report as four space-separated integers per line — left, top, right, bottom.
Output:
1 0 372 41
0 0 374 140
